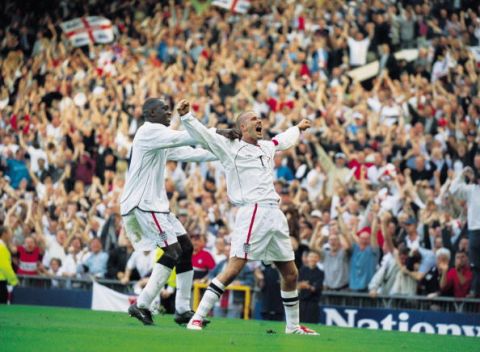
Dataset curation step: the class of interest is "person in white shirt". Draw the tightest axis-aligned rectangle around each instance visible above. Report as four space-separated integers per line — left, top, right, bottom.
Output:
41 229 67 269
120 250 155 284
61 237 88 278
122 98 238 326
450 166 480 297
346 28 373 67
179 99 318 335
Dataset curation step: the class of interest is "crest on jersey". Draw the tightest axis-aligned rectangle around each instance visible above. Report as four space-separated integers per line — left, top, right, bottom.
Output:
159 231 168 242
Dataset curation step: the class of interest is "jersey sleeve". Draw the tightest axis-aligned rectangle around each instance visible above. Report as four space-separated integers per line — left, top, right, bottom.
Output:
271 126 300 151
450 174 472 202
180 112 234 166
166 146 218 162
136 125 197 151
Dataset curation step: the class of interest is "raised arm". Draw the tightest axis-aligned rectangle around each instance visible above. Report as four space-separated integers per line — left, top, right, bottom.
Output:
450 167 473 202
136 125 199 151
271 119 311 151
179 100 234 165
166 146 218 163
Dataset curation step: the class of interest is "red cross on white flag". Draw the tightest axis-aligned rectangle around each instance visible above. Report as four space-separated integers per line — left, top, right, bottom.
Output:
61 16 114 47
212 0 250 14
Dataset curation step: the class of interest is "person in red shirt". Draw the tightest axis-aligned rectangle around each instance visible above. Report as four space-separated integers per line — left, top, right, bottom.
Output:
16 236 42 275
440 250 473 298
191 234 215 281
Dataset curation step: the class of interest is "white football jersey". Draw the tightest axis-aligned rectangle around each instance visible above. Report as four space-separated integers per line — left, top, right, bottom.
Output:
180 112 300 206
120 121 216 215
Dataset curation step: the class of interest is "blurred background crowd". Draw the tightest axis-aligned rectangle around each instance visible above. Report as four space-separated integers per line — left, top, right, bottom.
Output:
1 0 480 321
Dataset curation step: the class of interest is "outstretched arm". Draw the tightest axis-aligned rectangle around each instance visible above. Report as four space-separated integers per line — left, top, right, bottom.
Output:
136 126 198 151
167 146 218 162
271 119 311 151
179 100 233 165
450 167 473 201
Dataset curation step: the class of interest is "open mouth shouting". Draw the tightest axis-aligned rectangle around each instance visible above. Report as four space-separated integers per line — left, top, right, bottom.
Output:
255 123 262 136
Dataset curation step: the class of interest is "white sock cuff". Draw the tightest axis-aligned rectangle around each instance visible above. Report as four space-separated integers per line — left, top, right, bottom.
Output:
281 290 298 299
211 278 226 291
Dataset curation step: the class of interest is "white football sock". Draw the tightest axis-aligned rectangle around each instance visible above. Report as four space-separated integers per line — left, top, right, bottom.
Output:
175 270 194 314
137 263 172 309
192 278 225 321
281 290 300 329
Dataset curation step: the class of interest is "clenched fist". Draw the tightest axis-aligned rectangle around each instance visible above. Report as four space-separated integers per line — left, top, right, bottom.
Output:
177 99 190 116
297 119 312 131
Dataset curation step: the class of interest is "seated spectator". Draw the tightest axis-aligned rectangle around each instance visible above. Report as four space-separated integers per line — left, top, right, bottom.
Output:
78 238 108 278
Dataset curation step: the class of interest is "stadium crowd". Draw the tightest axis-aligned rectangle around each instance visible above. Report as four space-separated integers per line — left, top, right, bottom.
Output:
1 0 480 321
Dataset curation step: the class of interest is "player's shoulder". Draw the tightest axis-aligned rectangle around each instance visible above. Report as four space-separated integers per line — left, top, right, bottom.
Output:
138 121 165 132
134 122 165 138
258 139 276 149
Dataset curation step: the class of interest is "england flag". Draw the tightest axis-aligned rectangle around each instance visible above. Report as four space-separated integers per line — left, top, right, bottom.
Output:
61 16 114 47
212 0 250 14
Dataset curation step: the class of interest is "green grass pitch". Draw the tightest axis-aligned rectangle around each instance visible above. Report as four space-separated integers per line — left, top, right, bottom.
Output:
0 305 477 352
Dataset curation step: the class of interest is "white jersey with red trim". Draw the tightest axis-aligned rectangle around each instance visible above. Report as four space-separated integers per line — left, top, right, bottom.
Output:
180 112 300 206
120 121 217 215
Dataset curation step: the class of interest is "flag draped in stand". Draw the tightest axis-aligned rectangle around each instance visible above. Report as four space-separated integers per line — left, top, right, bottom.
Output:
60 16 114 47
212 0 250 14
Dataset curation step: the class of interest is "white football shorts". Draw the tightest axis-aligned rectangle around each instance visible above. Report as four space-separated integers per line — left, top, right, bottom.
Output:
230 203 294 262
122 208 186 250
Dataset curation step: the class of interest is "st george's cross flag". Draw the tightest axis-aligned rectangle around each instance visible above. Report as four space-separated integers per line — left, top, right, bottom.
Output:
212 0 250 14
61 16 114 47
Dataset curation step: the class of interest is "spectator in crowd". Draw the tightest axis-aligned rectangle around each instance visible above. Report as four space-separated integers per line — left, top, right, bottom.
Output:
0 0 479 314
78 238 108 278
298 250 324 323
348 219 379 292
61 237 88 278
40 257 63 288
106 235 134 280
212 237 227 264
40 228 67 270
120 250 155 286
450 166 480 297
322 219 351 291
418 247 451 297
16 236 42 276
390 246 421 296
255 263 284 322
191 233 215 281
440 250 473 298
369 214 401 296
